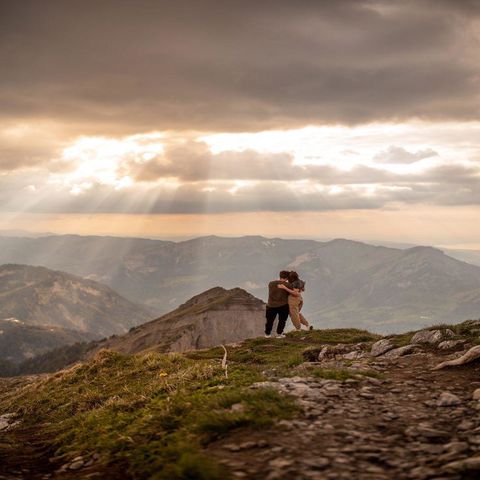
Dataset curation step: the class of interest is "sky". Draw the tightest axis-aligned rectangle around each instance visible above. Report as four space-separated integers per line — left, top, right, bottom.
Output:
1 0 480 247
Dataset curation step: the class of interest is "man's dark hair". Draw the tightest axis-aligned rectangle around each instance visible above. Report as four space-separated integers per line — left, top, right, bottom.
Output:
279 270 290 279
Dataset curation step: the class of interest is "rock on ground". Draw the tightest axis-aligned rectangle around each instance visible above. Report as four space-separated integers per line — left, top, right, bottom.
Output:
437 392 462 407
411 329 454 345
371 339 395 357
209 349 480 480
438 340 466 350
433 345 480 370
383 344 421 358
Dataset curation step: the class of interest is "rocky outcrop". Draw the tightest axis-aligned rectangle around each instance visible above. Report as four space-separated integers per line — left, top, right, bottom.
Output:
438 339 466 350
383 344 421 358
411 329 454 345
433 345 480 370
97 287 266 355
370 338 395 357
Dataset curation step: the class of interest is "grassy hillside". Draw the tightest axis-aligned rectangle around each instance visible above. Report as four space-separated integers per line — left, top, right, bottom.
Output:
0 329 379 479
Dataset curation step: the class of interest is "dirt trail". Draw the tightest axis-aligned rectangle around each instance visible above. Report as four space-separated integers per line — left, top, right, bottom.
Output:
208 352 480 480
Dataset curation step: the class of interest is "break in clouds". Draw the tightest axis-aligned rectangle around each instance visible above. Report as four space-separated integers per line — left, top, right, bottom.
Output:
2 128 480 214
0 0 480 215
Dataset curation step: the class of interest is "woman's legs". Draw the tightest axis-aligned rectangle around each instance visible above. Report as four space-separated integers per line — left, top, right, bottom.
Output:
298 301 310 327
288 296 302 330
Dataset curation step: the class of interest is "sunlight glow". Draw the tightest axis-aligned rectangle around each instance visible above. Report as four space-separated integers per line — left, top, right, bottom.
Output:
59 133 165 193
201 121 480 173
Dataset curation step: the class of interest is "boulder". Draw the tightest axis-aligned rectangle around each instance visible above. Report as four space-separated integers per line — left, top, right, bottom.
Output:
433 345 480 370
343 351 365 360
371 339 395 357
318 344 352 360
472 388 480 401
383 344 421 358
411 329 449 344
438 340 466 350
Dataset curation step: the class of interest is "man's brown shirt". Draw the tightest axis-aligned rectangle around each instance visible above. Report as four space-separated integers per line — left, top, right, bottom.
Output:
267 280 292 307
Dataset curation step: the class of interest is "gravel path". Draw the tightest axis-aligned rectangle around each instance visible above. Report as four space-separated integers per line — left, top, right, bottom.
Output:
209 352 480 480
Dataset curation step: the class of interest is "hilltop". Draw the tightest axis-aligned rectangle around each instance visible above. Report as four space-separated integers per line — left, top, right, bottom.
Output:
97 287 265 355
0 234 480 332
7 287 266 375
1 320 480 479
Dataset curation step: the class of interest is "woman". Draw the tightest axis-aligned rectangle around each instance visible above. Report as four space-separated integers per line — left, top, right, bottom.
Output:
278 271 312 331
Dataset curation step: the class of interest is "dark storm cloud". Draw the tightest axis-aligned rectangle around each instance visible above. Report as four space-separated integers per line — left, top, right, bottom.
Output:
1 0 479 134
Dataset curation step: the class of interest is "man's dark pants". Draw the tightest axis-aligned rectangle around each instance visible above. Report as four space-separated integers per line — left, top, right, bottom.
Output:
265 304 290 335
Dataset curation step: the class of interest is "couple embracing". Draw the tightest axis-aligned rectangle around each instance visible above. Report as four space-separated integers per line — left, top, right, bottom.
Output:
264 270 312 338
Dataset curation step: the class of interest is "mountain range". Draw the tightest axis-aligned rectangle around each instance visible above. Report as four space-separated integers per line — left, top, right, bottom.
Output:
0 264 152 368
0 235 479 333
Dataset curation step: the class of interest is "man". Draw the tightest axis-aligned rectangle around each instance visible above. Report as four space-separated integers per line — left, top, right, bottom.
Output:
264 270 300 338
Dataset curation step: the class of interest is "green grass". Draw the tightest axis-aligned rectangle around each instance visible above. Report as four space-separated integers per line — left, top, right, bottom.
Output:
0 349 299 479
5 321 471 479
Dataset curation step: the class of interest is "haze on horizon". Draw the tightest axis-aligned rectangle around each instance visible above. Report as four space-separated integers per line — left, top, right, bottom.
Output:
1 0 480 248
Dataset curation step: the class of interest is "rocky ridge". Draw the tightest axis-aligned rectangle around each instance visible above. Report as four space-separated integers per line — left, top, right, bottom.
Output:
96 286 266 355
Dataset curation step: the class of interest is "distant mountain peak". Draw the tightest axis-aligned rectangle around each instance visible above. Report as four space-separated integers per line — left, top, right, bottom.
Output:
176 286 264 314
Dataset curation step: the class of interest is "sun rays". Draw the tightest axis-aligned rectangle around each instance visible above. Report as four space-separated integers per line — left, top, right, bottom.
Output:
0 120 479 246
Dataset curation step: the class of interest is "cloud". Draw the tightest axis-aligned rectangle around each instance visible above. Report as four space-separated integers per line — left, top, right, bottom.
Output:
373 146 438 164
2 158 478 215
0 0 479 133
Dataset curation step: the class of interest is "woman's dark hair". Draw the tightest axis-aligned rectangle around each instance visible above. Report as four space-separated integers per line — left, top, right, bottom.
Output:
288 271 299 283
